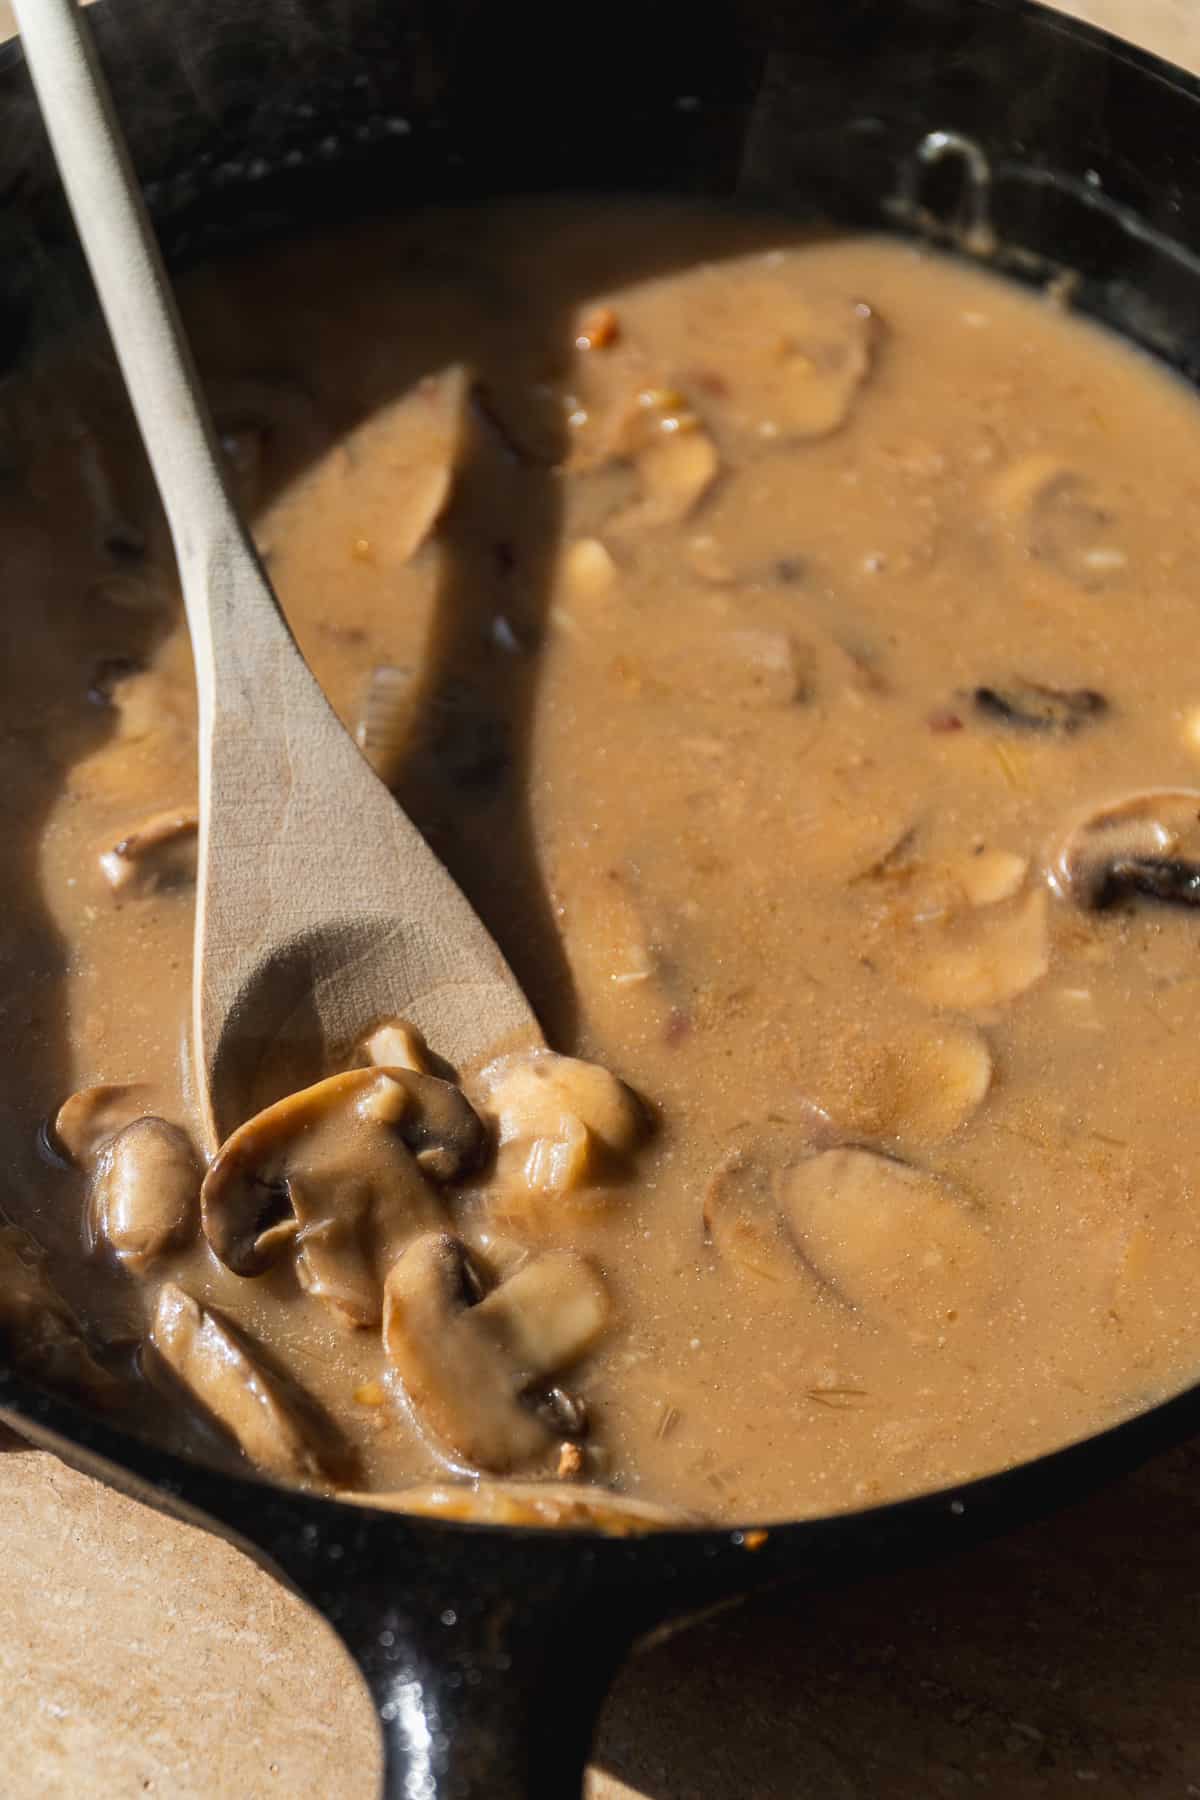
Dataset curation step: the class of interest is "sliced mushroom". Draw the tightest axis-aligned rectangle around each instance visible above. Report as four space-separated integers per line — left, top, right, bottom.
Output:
358 1018 433 1075
803 1020 994 1149
703 1147 797 1283
149 1283 354 1486
0 1225 119 1406
655 278 880 445
728 630 816 706
475 1249 610 1374
338 365 464 560
699 278 880 443
354 664 413 785
201 1069 485 1326
382 1232 610 1471
462 1227 533 1283
98 808 198 896
761 294 881 439
701 1109 842 1284
53 1082 154 1167
660 625 818 710
702 1056 992 1294
350 1480 695 1533
988 453 1128 591
87 1118 200 1270
479 1049 645 1159
474 1049 647 1204
566 267 878 489
1049 789 1200 911
560 536 618 605
558 872 662 1002
905 889 1050 1009
782 1148 998 1339
971 679 1107 735
610 423 720 534
952 848 1029 908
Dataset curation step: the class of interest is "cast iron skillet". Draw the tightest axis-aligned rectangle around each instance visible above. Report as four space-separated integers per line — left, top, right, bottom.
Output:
4 0 1200 1792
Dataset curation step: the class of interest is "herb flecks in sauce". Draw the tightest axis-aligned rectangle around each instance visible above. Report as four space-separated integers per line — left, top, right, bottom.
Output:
8 207 1200 1524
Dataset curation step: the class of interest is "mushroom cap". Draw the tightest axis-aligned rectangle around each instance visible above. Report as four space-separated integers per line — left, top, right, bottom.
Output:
478 1049 646 1157
150 1282 357 1486
98 807 198 896
1049 788 1200 909
782 1147 999 1339
88 1116 200 1270
201 1067 486 1278
383 1232 611 1473
53 1082 154 1168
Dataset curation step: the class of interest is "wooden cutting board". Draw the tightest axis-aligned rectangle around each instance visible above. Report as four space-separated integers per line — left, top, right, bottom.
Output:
6 3 1200 1794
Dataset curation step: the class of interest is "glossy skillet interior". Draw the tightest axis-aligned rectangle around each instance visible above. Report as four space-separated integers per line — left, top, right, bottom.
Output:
5 1 1200 1794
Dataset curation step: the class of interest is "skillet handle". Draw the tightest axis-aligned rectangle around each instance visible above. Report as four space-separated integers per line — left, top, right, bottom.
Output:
254 1501 667 1800
342 1571 642 1798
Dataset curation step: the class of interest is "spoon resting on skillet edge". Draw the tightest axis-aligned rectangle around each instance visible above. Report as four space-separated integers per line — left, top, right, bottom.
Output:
11 0 541 1155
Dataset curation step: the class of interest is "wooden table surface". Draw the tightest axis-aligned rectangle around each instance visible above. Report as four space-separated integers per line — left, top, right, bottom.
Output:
7 2 1200 1795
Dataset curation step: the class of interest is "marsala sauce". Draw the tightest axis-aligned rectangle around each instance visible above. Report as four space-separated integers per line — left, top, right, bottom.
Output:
8 203 1200 1521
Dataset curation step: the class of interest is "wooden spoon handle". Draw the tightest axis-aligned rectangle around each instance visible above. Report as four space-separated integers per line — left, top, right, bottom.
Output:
11 0 294 703
17 0 542 1145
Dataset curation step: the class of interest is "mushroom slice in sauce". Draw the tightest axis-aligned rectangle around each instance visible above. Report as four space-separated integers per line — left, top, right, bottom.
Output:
610 425 720 533
703 1145 798 1283
382 1232 611 1472
1049 789 1200 911
87 1117 200 1270
905 889 1050 1010
343 364 466 563
701 1107 841 1284
554 873 664 1027
149 1282 355 1486
98 808 199 897
354 664 413 786
559 536 618 606
950 848 1029 908
670 283 879 443
475 1048 647 1206
349 1480 697 1533
201 1069 485 1327
358 1017 433 1075
0 1225 121 1406
987 452 1128 591
971 680 1108 735
799 1019 994 1150
652 623 818 711
53 1082 155 1167
782 1148 998 1341
746 293 881 441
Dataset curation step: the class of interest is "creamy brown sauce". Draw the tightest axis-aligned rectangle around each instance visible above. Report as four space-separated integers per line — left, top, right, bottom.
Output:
6 202 1200 1523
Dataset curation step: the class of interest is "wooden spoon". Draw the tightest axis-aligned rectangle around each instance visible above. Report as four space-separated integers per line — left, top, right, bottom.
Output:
14 0 540 1147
